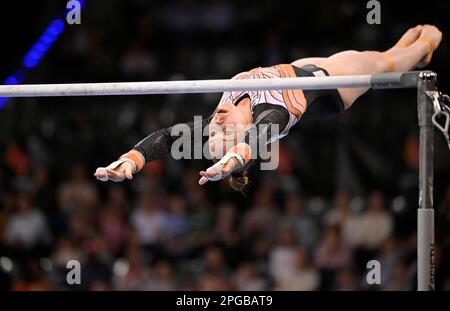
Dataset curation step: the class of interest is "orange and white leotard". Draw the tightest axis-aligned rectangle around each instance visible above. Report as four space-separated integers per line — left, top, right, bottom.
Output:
217 64 311 140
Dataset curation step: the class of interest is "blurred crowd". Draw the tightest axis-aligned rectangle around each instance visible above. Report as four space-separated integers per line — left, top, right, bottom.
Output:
1 160 450 291
1 0 450 291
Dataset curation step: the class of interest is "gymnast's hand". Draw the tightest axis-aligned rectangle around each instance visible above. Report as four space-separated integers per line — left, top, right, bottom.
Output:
198 157 239 185
94 160 134 182
198 143 251 185
95 151 144 182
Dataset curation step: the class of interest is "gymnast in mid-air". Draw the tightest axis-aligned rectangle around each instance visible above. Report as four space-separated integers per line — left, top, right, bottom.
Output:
94 25 442 191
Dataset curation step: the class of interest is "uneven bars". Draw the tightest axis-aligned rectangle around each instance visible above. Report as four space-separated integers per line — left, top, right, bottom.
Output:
0 67 440 291
0 72 421 98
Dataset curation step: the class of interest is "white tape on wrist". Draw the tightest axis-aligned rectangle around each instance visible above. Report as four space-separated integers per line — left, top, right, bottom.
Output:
95 159 131 182
119 157 138 173
207 152 244 182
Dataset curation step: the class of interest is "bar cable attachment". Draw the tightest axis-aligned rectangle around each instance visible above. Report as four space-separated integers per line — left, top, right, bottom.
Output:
426 91 450 150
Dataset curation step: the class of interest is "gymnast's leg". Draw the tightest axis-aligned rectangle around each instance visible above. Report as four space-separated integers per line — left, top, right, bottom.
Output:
291 25 442 109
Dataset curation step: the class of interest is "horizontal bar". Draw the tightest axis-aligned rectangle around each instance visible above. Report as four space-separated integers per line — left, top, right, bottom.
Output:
0 71 426 98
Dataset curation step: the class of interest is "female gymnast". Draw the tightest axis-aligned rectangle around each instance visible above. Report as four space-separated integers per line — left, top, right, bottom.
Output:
94 25 442 191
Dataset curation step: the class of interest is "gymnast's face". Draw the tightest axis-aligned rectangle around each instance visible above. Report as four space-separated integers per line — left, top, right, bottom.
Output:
208 103 247 160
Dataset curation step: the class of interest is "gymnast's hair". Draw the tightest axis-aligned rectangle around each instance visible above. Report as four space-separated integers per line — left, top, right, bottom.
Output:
229 171 249 192
211 156 250 193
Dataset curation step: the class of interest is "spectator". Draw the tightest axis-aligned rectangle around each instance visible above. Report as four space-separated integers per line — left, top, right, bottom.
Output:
334 269 358 291
198 246 232 291
186 187 214 248
269 227 298 286
358 191 394 250
314 225 352 290
164 194 189 239
4 194 51 249
68 212 96 242
202 246 230 277
378 238 402 286
99 186 129 254
58 164 99 215
114 246 151 290
279 193 319 250
325 190 362 248
213 201 239 247
242 188 279 239
383 262 411 291
31 166 62 237
199 272 233 291
52 238 85 268
246 236 272 278
146 261 176 291
278 248 320 291
130 194 167 246
314 226 352 270
82 236 114 289
234 262 267 291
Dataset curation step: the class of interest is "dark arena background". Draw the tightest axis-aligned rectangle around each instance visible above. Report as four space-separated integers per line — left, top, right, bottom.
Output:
0 0 450 293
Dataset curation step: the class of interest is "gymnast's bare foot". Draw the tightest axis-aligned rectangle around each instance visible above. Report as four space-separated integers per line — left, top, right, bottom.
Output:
394 25 423 48
416 24 443 68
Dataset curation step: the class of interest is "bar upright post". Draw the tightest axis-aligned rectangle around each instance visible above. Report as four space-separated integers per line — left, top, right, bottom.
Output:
417 71 437 291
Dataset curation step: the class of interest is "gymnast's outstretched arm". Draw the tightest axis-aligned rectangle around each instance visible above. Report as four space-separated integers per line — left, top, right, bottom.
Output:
94 116 212 182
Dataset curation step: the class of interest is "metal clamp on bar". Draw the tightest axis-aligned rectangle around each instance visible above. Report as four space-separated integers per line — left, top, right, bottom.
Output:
426 91 450 150
370 71 424 89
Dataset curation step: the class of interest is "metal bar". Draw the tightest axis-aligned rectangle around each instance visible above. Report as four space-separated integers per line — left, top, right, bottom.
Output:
417 71 437 291
370 71 422 89
0 71 424 98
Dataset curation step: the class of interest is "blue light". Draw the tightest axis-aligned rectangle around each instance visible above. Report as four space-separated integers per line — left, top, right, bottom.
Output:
0 98 7 109
0 73 25 108
1 3 87 110
32 42 49 53
23 51 42 68
30 51 43 60
24 58 38 68
40 33 57 45
23 51 43 68
22 18 66 68
50 19 65 33
14 70 25 82
48 27 59 36
47 20 65 36
4 76 19 85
